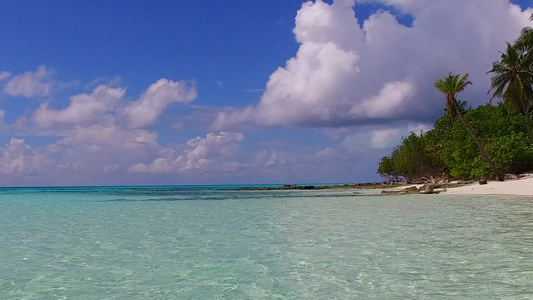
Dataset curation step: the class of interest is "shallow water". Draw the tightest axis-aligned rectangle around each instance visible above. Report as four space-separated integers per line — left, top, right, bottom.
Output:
1 187 532 299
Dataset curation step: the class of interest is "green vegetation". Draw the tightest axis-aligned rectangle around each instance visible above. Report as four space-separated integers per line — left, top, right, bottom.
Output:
378 103 533 181
378 17 533 182
488 43 533 139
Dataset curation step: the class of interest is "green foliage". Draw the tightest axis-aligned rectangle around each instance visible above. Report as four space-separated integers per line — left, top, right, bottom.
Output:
378 131 447 182
443 104 532 179
434 72 503 180
487 132 533 174
377 156 398 181
391 133 426 180
434 73 472 114
515 14 533 54
488 27 533 139
378 104 533 181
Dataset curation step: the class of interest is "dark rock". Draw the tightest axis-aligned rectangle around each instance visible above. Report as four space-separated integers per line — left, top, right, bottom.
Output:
479 180 488 185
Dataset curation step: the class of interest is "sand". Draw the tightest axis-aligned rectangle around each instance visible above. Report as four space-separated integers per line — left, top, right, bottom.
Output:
445 174 533 196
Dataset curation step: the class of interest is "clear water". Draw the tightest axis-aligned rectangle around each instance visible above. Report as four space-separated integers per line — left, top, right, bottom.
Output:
1 186 533 299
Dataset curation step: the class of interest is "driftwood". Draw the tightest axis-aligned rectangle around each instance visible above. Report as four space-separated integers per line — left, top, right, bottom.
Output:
415 176 451 184
404 186 420 194
422 184 435 194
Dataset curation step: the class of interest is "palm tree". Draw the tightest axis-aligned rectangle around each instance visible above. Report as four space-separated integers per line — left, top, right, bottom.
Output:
515 14 533 54
515 27 532 54
487 43 533 139
434 73 503 180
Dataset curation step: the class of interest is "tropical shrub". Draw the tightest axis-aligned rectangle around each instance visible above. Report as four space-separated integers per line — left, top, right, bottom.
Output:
378 103 533 181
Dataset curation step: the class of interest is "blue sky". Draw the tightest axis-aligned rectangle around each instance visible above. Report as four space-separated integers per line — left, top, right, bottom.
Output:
0 0 531 186
1 1 301 103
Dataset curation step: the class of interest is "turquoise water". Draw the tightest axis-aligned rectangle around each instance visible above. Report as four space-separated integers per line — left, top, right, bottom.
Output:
1 187 533 299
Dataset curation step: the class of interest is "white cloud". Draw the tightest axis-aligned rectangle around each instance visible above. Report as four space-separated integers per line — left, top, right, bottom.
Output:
58 125 158 149
253 150 287 168
338 123 431 152
128 131 357 180
4 66 52 98
85 75 123 89
32 78 196 130
121 79 197 129
312 147 337 163
214 0 532 129
130 132 244 174
13 76 198 183
0 71 11 80
103 164 120 173
0 138 50 175
39 125 162 180
34 85 125 128
350 80 414 118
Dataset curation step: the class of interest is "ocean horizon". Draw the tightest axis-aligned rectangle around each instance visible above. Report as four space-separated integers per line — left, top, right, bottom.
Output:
0 183 351 190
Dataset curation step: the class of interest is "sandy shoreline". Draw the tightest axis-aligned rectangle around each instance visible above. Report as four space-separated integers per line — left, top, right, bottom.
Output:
380 174 533 196
444 174 533 196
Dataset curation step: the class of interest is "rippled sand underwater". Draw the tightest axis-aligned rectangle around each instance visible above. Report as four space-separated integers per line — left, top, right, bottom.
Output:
1 186 533 299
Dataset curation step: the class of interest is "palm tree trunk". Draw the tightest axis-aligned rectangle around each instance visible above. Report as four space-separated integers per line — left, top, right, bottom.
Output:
454 105 504 181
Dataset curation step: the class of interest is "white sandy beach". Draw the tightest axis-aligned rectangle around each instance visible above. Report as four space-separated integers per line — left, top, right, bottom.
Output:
445 174 533 196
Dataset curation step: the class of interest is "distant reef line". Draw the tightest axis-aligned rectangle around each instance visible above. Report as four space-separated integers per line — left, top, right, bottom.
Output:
233 183 402 191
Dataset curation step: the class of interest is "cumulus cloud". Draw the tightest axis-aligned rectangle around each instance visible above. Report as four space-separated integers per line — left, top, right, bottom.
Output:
19 76 197 182
213 0 532 129
34 85 125 128
130 132 244 174
32 78 197 130
350 80 414 119
45 125 161 178
0 138 50 175
128 130 358 181
3 66 53 98
121 79 197 129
